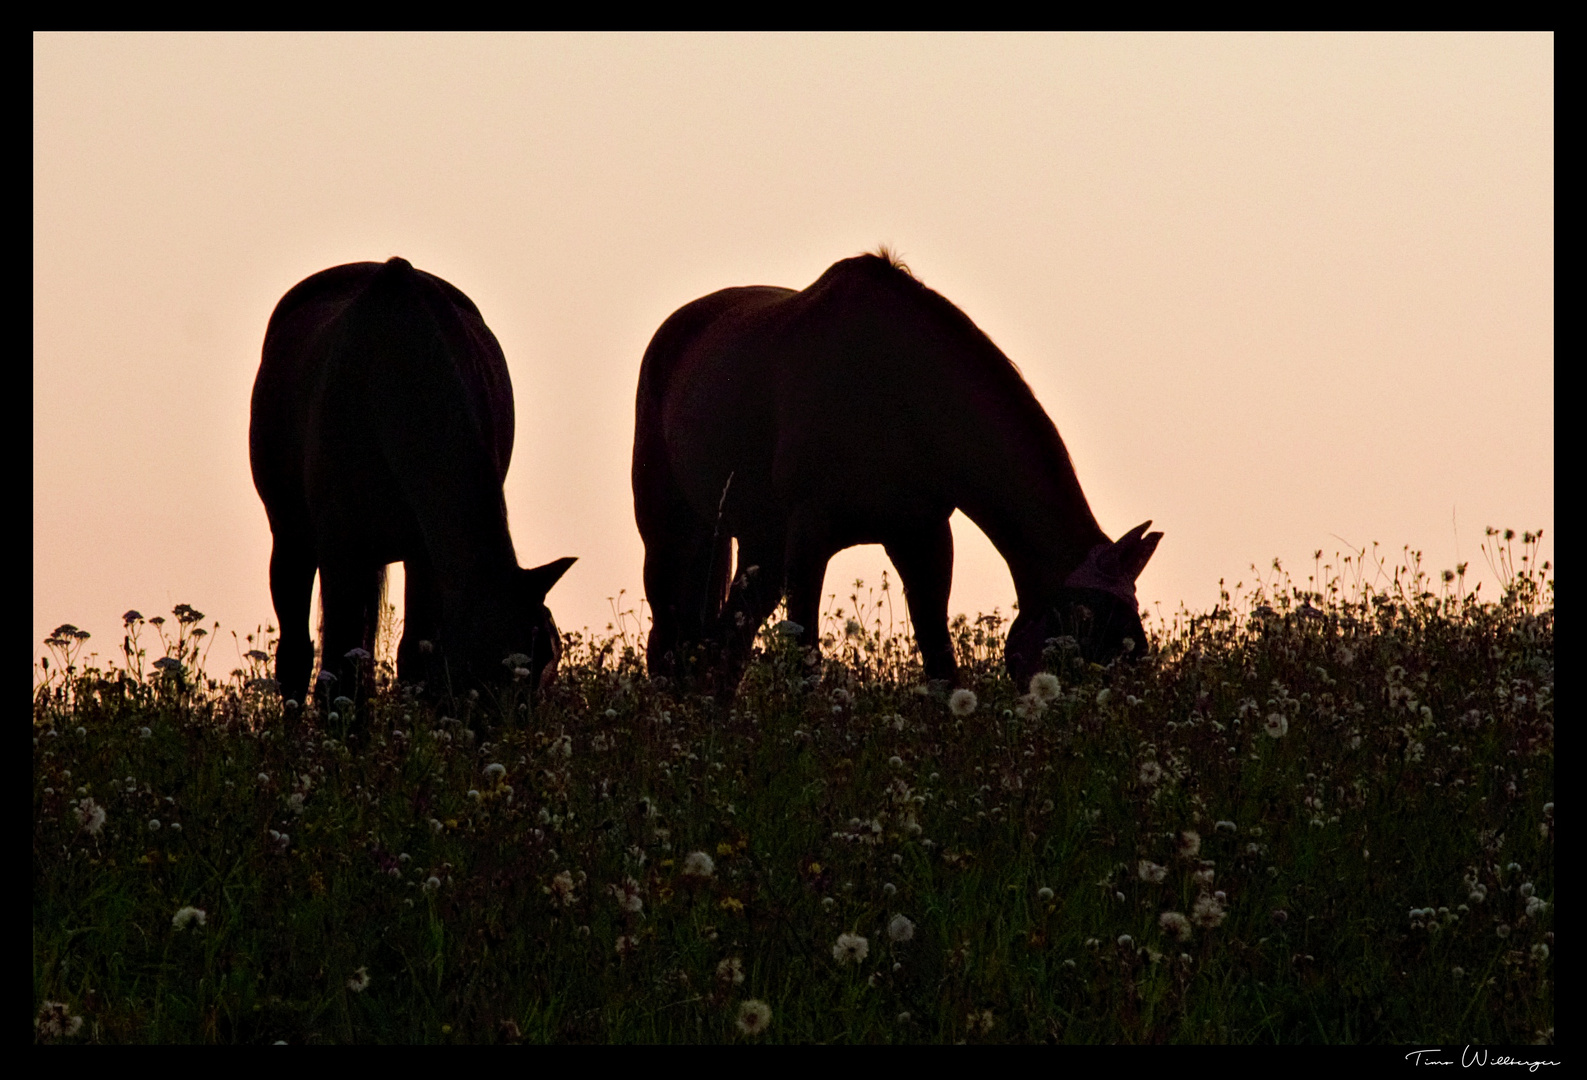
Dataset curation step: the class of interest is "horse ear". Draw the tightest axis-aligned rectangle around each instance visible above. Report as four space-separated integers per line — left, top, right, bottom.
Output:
1114 522 1162 581
520 556 577 601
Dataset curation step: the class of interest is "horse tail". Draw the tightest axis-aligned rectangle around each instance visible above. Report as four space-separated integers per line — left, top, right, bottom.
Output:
336 257 507 538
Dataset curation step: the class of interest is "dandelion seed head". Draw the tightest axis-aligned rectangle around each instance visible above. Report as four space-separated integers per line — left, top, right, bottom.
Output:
172 905 207 930
1191 893 1226 929
682 851 716 878
948 689 978 717
34 1001 84 1040
736 999 772 1035
832 932 869 964
1029 672 1061 703
346 966 370 992
74 798 106 835
1159 911 1193 942
887 914 916 942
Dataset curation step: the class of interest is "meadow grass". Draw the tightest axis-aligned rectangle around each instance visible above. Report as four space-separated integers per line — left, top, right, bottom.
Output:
33 534 1553 1044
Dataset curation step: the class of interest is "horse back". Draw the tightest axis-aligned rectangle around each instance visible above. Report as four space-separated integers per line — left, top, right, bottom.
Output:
250 258 514 554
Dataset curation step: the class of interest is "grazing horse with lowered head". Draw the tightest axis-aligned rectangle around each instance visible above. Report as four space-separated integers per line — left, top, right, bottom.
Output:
251 257 575 709
632 250 1160 693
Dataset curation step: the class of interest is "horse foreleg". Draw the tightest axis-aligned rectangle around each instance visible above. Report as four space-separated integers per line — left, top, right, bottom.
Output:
269 536 318 706
782 512 839 660
885 519 958 684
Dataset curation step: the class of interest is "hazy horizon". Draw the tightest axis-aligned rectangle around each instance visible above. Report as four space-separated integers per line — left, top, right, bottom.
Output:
34 33 1553 674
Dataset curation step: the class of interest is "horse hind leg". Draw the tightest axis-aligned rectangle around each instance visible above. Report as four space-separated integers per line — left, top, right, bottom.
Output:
317 559 386 718
884 518 958 684
269 536 318 707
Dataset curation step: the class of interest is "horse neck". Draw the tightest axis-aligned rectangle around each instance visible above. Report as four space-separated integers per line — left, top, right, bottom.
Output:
951 416 1109 610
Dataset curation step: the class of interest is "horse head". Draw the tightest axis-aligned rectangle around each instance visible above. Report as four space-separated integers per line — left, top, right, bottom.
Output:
411 555 577 700
502 556 578 692
1005 521 1162 688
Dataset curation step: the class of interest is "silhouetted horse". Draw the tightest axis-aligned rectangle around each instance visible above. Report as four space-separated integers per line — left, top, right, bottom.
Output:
251 257 575 709
632 251 1160 693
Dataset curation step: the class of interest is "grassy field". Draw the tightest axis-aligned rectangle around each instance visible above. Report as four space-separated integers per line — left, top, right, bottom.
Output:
33 534 1553 1044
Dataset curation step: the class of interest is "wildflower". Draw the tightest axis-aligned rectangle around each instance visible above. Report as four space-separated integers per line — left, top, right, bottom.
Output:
966 1009 996 1035
1037 887 1054 902
821 897 836 910
1096 688 1112 706
845 618 863 638
423 876 441 893
898 1011 912 1023
1178 830 1202 858
1496 924 1511 939
775 620 804 637
889 756 904 768
172 906 207 930
615 935 637 957
717 956 746 985
1160 911 1193 942
1191 893 1226 929
34 1001 84 1040
552 735 573 758
346 966 370 992
832 932 869 964
1452 967 1465 979
883 883 896 896
502 652 532 669
74 797 106 835
1526 896 1547 917
736 999 772 1036
1117 934 1133 948
609 877 644 914
888 914 916 942
484 762 507 781
1192 868 1215 887
681 851 716 878
1138 760 1163 785
948 689 977 717
549 870 577 907
139 727 153 738
1138 860 1167 884
148 818 161 831
1029 672 1061 703
123 610 143 623
1264 713 1288 739
1532 943 1549 961
1214 820 1236 834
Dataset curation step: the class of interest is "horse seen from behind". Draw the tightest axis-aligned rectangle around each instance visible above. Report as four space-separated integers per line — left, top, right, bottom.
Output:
632 249 1160 695
251 257 575 713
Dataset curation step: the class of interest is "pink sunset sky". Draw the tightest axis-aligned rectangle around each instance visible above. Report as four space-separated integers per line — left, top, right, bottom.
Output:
34 33 1552 674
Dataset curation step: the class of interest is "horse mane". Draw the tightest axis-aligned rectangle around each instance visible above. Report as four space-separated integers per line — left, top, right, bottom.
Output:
870 244 914 278
845 249 1081 479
